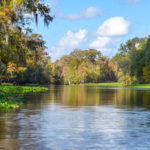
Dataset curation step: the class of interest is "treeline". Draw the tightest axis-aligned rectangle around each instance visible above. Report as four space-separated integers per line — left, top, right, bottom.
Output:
53 36 150 85
113 36 150 84
0 2 150 85
52 49 116 84
0 0 53 84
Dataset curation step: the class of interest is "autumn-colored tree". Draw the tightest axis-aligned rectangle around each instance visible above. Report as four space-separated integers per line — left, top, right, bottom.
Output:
53 49 116 84
0 0 53 84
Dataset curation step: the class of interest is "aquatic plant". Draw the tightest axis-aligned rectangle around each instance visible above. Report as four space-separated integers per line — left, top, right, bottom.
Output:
0 85 48 110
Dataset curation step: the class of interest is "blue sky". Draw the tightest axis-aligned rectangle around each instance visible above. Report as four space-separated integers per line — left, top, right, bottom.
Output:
32 0 150 61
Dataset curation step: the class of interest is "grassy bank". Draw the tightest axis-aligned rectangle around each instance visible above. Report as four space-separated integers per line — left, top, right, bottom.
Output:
127 84 150 89
82 83 125 87
0 85 48 111
82 83 150 89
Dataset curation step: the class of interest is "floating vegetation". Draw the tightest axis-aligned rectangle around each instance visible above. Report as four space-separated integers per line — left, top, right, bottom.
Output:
0 85 48 111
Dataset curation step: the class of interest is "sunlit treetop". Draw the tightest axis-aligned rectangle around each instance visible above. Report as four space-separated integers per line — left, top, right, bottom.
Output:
0 0 53 29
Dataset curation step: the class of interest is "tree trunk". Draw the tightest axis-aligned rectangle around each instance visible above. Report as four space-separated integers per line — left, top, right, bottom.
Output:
5 31 9 45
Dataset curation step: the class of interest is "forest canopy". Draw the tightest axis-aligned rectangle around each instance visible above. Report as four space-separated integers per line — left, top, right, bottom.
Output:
0 0 53 84
52 36 150 85
0 1 150 85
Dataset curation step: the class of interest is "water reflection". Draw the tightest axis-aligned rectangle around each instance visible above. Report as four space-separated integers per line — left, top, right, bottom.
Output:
0 85 150 150
30 85 150 109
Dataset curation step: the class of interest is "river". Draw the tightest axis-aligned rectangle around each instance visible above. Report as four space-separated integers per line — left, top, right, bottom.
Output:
0 85 150 150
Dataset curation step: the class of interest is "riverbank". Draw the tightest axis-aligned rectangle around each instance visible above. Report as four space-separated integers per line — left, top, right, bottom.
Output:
81 83 150 89
0 85 48 111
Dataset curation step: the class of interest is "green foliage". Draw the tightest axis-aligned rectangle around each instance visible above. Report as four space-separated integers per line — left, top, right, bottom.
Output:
0 85 48 111
0 0 53 84
53 49 116 84
127 84 150 89
0 86 48 94
0 100 22 110
113 36 150 84
143 65 150 83
0 1 149 87
1 83 13 86
82 82 125 87
82 82 150 89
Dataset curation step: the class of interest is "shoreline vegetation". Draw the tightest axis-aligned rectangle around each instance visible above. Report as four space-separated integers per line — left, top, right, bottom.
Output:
1 82 150 111
80 83 150 89
1 1 150 111
53 36 150 86
0 84 48 111
1 1 150 87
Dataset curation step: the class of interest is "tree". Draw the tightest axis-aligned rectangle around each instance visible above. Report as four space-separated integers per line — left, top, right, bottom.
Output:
113 36 150 84
0 0 53 45
53 49 116 84
0 0 53 84
143 65 150 83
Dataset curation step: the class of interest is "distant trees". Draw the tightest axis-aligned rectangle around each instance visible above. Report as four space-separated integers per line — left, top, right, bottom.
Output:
53 36 150 85
0 1 150 85
112 36 150 84
53 49 116 84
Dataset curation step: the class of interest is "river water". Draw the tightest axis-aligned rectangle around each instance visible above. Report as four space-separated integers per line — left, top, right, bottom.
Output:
0 85 150 150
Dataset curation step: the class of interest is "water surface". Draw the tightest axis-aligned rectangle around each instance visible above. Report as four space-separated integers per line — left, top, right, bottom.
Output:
0 85 150 150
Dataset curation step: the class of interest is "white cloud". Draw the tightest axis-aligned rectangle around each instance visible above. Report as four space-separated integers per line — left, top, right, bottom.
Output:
89 17 130 56
89 37 111 49
50 17 131 61
97 17 130 37
59 7 102 20
89 37 119 56
50 29 88 61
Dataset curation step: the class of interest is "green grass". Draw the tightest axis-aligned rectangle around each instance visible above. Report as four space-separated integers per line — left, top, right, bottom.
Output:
127 84 150 89
1 83 13 86
0 85 48 94
81 82 150 89
0 85 48 111
82 82 125 87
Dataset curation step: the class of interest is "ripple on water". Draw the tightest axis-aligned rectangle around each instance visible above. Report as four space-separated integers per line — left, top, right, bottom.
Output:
0 85 150 150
